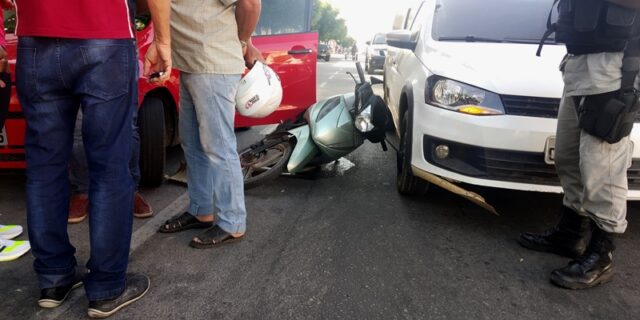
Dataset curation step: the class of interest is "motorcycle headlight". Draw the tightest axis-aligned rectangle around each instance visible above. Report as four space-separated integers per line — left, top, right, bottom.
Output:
355 105 375 132
425 76 505 115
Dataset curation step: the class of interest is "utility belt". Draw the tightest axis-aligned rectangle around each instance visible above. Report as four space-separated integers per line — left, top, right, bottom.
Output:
574 53 640 144
537 0 640 143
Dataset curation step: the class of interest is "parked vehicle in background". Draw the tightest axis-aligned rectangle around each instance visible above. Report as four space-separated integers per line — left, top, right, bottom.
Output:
383 0 640 204
0 0 319 187
318 43 331 61
365 33 388 74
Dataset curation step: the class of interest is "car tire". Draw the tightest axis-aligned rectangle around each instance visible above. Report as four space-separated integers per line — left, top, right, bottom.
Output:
397 110 429 195
366 60 374 74
138 97 166 187
325 56 330 62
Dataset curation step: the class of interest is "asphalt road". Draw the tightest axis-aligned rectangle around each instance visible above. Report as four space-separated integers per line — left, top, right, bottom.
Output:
1 57 640 320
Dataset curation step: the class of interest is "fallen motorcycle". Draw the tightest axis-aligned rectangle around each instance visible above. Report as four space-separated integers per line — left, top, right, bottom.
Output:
240 62 390 189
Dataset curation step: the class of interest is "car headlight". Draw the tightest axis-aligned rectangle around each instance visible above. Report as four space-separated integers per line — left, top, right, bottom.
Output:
355 105 375 132
425 76 505 115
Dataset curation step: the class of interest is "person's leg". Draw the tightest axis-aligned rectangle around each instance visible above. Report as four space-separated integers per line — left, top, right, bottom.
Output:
580 134 630 233
550 99 631 289
186 73 246 235
69 111 90 194
519 93 591 258
178 73 216 222
75 39 137 301
130 109 153 218
555 95 587 214
16 37 80 290
68 111 90 223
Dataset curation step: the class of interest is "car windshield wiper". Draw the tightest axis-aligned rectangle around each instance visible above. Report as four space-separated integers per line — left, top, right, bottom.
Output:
437 36 504 43
503 37 558 44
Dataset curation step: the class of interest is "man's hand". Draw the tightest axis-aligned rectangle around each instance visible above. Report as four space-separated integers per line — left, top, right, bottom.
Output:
143 0 171 83
143 42 171 84
243 41 265 68
236 0 262 68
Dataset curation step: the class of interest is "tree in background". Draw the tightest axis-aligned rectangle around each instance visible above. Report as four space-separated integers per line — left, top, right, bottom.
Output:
312 0 351 45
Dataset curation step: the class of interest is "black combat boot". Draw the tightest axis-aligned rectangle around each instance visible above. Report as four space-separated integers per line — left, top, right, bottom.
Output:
549 224 615 289
518 206 591 258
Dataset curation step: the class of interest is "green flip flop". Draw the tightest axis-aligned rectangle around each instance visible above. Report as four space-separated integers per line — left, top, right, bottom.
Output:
0 224 23 240
0 238 31 262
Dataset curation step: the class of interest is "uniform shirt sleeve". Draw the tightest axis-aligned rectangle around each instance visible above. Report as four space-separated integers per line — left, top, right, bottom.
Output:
219 0 237 7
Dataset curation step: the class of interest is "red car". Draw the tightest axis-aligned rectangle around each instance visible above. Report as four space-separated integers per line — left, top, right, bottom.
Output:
0 0 318 186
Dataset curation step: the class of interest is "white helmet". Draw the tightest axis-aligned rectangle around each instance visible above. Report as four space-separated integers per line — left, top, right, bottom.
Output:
235 61 283 118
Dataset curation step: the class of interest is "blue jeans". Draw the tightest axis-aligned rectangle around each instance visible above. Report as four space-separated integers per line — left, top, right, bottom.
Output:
16 37 137 301
179 73 247 234
70 110 141 194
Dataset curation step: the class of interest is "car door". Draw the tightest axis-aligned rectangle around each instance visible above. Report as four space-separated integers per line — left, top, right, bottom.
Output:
235 0 318 127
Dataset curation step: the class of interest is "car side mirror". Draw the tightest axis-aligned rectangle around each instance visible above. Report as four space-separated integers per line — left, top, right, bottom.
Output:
386 30 417 51
366 41 371 46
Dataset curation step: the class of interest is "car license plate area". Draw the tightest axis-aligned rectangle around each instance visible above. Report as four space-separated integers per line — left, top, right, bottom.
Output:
0 127 7 146
544 136 555 165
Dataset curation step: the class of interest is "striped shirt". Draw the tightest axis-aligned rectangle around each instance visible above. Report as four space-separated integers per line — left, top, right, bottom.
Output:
15 0 134 39
171 0 245 74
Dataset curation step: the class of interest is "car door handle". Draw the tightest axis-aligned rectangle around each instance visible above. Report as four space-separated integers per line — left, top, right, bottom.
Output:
288 49 313 55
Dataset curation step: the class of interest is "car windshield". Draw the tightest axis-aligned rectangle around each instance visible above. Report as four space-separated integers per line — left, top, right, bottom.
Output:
373 34 387 44
432 0 558 44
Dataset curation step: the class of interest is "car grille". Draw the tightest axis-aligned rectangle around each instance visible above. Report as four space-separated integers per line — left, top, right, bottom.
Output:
501 95 560 119
501 95 640 122
423 135 640 189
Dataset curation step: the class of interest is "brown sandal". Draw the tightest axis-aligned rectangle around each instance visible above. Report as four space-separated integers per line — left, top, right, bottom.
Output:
158 212 213 233
189 225 243 249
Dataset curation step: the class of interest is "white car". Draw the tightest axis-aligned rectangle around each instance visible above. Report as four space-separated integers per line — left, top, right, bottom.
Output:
365 33 388 74
383 0 640 205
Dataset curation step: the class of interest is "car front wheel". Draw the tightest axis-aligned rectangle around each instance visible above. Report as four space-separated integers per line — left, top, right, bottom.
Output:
138 97 166 187
396 110 429 195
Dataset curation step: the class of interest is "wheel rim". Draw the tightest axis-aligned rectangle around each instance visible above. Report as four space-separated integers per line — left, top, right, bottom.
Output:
241 143 288 180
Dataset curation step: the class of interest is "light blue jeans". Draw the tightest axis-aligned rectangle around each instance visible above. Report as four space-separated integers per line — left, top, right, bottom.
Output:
179 73 247 234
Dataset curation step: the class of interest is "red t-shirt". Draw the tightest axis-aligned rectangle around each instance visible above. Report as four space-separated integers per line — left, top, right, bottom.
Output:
15 0 134 39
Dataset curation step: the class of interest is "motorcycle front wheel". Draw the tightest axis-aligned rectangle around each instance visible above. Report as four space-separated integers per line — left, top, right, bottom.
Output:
240 139 293 189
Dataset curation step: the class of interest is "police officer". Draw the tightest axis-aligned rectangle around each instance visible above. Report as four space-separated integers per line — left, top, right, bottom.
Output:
520 0 640 289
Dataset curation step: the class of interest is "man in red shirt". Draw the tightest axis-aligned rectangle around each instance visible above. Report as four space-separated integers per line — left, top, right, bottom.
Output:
14 0 171 317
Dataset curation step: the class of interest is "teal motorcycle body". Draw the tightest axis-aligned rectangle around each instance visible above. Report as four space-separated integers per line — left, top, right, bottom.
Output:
240 62 389 189
286 93 363 173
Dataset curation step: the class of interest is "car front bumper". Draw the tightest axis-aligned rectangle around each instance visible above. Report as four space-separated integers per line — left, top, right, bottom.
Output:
410 103 640 199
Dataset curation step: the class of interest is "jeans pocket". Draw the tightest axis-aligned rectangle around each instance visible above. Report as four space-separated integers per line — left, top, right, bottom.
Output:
16 47 39 102
80 45 131 101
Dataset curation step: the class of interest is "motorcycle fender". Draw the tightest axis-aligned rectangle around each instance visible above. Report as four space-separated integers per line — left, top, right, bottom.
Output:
287 126 319 173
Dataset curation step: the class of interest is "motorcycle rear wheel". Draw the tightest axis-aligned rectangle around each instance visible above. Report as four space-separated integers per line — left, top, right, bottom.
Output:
240 139 293 189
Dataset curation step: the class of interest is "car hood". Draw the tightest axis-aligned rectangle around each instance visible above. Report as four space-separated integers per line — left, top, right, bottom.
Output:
421 41 566 98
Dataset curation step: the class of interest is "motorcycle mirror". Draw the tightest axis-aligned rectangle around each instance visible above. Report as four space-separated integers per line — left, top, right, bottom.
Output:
346 71 358 84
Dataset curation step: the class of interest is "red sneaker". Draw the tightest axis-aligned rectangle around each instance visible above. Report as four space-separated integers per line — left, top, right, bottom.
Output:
68 193 89 224
133 192 153 219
